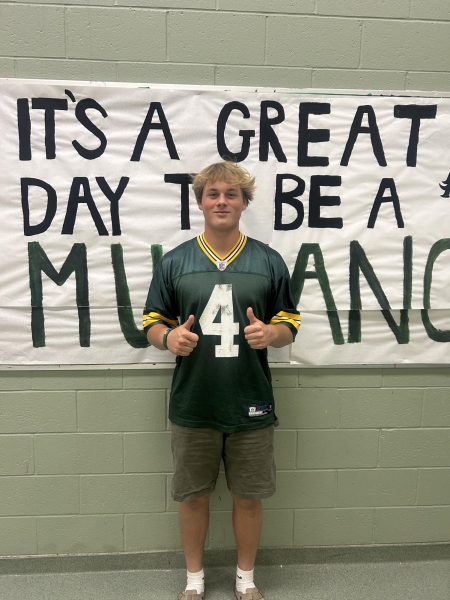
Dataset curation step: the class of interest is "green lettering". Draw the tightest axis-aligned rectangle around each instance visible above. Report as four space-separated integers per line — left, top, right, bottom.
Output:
422 238 450 342
348 237 412 344
28 242 90 347
111 243 164 348
291 243 344 345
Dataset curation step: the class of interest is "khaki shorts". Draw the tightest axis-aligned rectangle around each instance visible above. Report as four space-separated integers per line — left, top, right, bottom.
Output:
171 423 276 502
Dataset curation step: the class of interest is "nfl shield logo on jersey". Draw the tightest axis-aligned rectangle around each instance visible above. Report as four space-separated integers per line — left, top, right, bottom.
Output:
216 260 227 271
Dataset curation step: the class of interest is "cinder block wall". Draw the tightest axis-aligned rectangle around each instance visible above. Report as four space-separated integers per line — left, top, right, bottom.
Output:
1 1 450 557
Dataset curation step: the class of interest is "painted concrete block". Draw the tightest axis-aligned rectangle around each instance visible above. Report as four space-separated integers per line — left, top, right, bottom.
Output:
382 367 450 387
261 509 295 547
35 433 123 474
77 390 166 432
266 16 361 68
361 20 450 71
297 430 379 468
66 7 166 61
0 517 37 556
337 469 417 507
31 370 122 390
0 372 33 391
80 473 166 513
374 506 450 543
338 388 422 428
215 66 312 89
379 429 450 467
294 508 374 545
0 476 79 516
422 389 450 426
264 470 337 509
0 5 65 57
312 68 406 90
117 61 215 84
0 392 76 434
274 430 297 469
276 388 340 429
406 71 450 92
0 436 34 475
300 368 382 388
37 515 124 554
316 0 409 18
417 468 450 505
410 0 450 21
125 512 180 551
217 0 315 14
168 11 266 65
124 432 172 472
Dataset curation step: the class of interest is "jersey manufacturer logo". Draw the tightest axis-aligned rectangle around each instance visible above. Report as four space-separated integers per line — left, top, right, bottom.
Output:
248 404 272 417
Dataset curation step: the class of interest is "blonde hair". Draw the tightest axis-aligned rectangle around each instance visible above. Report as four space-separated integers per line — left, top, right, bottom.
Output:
192 161 255 204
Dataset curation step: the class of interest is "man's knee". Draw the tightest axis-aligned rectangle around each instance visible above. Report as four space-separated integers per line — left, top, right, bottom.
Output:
181 494 210 512
233 496 262 514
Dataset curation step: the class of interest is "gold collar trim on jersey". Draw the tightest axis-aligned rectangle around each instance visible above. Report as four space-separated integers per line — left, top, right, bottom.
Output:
197 232 247 271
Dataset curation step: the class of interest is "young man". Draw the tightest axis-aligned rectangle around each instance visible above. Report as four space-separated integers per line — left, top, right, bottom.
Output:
143 161 300 600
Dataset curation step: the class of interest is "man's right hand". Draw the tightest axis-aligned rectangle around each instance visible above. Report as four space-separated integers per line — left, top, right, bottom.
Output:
166 315 199 356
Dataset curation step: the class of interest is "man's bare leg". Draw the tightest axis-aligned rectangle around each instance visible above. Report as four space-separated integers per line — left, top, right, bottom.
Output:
232 496 262 571
179 495 210 572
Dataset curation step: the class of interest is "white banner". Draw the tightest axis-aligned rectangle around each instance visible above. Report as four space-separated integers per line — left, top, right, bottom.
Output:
1 79 450 366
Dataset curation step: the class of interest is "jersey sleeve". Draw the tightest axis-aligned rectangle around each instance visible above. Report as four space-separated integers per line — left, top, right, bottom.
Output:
142 256 179 332
268 250 301 339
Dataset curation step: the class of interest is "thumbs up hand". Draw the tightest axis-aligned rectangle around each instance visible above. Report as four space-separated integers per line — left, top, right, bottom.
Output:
166 314 199 356
244 307 274 350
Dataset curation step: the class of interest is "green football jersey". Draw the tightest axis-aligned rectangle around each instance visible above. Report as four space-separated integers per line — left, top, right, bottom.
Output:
143 233 301 433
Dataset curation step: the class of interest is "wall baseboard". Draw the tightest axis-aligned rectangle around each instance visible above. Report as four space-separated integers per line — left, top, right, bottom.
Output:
1 544 449 575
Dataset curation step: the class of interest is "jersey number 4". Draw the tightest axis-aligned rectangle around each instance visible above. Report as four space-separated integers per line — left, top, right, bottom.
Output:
199 284 239 357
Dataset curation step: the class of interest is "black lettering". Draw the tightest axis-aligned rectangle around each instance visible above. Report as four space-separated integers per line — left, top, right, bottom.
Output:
21 178 57 236
62 178 109 236
308 175 343 229
394 104 438 166
17 98 32 161
31 98 68 159
341 105 387 166
216 101 254 162
164 173 193 230
131 102 179 161
368 178 404 228
298 102 330 167
259 101 287 162
72 98 108 159
96 177 129 236
274 174 305 230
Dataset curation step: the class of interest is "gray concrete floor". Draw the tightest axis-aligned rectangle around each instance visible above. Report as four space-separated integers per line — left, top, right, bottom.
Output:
1 560 449 600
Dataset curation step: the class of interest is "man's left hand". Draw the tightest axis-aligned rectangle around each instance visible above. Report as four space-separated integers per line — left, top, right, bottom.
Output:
244 306 274 349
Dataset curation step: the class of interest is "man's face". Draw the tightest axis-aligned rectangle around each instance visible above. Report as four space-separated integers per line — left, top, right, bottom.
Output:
198 180 247 233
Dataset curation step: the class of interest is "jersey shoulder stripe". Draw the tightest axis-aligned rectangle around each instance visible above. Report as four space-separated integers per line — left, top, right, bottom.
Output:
270 310 301 330
143 311 178 329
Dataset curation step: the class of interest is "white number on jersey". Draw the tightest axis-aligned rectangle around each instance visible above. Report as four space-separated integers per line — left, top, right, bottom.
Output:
199 284 239 357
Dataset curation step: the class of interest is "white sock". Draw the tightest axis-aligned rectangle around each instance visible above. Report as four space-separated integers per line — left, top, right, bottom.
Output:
185 568 205 594
236 566 255 593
